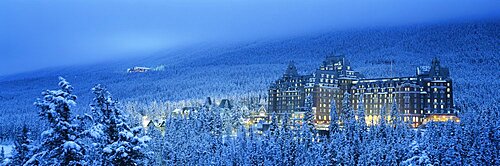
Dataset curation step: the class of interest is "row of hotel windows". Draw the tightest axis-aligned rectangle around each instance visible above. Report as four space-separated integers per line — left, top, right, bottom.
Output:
427 82 451 87
428 88 451 93
319 65 345 71
276 101 299 105
274 97 302 101
314 115 424 123
274 92 300 97
274 94 450 105
315 95 425 103
320 74 338 79
315 102 449 110
274 83 304 87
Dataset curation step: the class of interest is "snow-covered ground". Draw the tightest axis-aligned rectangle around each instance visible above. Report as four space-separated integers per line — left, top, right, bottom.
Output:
0 144 13 157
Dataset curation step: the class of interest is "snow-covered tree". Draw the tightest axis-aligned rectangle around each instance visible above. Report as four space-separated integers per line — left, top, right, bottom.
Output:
0 147 5 165
441 121 462 165
402 141 432 166
302 94 315 135
270 112 278 134
87 84 151 166
328 97 339 135
28 77 85 166
357 94 366 130
9 125 32 166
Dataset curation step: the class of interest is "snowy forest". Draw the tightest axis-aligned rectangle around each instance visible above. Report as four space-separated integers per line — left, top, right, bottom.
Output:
1 75 499 165
0 21 499 165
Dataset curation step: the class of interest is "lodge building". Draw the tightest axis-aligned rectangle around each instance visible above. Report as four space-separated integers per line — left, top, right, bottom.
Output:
268 55 456 128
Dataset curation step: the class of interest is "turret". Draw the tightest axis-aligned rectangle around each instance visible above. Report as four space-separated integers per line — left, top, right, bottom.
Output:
284 61 299 77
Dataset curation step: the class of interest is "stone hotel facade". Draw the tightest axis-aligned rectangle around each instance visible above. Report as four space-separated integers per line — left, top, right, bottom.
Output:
268 55 456 128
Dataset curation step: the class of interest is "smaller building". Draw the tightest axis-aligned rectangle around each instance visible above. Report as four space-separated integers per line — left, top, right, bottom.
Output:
246 106 269 125
127 66 151 73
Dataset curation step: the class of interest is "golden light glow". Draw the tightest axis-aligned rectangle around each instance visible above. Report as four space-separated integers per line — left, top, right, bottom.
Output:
423 115 460 124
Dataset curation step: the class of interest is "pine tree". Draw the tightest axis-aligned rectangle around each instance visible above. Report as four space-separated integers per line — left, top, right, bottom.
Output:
28 77 85 166
327 97 341 165
355 94 367 165
278 114 290 165
328 97 339 135
442 121 462 165
88 84 151 166
236 126 248 165
302 94 315 136
390 97 400 125
357 94 366 131
0 147 4 164
270 112 278 135
9 125 32 166
402 141 432 166
340 92 356 165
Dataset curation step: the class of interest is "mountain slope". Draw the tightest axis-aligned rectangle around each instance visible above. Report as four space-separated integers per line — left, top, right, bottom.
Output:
0 20 498 140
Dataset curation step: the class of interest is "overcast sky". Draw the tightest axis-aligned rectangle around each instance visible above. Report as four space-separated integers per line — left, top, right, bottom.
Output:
0 0 499 76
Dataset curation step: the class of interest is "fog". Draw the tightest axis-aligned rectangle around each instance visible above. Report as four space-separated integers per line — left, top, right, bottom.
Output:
0 0 499 76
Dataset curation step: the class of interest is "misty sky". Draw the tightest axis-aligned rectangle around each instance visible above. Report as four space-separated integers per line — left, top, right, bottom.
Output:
0 0 499 76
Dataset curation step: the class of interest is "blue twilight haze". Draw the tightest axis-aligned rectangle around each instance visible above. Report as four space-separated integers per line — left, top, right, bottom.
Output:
0 0 499 75
0 0 499 165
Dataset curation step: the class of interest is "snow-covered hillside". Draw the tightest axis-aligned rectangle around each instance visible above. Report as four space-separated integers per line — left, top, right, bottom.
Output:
0 20 498 141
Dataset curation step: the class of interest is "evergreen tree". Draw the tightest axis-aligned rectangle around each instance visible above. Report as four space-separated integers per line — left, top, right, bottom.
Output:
402 141 432 166
302 94 315 136
28 77 85 166
357 94 366 131
88 84 151 166
0 147 4 164
341 92 356 165
328 97 339 135
270 112 278 135
441 121 462 165
9 125 32 166
390 97 400 125
355 94 367 165
327 96 341 165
